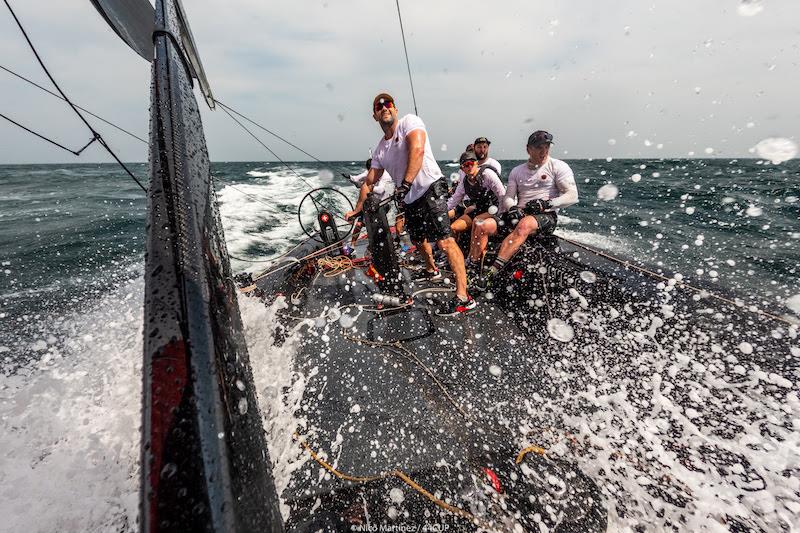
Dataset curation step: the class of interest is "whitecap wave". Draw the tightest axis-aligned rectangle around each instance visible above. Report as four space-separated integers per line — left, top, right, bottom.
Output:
555 229 629 254
0 278 144 532
558 214 582 225
217 167 352 272
247 170 272 178
239 295 308 520
0 276 310 530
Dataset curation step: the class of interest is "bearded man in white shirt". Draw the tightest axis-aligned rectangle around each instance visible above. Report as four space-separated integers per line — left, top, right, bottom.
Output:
450 136 501 195
345 93 476 315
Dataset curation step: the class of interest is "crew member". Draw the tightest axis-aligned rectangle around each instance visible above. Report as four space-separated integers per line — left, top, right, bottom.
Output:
447 151 505 244
345 93 475 315
472 136 501 175
341 158 394 255
453 136 501 191
468 130 578 288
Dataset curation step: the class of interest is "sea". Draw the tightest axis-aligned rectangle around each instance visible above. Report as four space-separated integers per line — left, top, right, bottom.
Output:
0 159 798 531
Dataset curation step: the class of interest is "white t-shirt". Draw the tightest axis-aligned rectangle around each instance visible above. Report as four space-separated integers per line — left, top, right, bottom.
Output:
447 167 506 211
349 169 394 201
371 114 443 204
503 157 578 212
453 157 501 191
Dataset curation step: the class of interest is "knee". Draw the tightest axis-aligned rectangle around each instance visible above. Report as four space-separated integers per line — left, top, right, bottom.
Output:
513 217 538 237
437 237 457 251
474 220 495 236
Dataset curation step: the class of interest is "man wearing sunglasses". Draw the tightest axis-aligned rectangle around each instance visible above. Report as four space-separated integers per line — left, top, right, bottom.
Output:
447 151 505 247
345 92 475 315
469 130 578 289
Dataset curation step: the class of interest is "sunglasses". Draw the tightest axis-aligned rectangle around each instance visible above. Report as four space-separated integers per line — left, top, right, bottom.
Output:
461 161 477 168
373 100 394 112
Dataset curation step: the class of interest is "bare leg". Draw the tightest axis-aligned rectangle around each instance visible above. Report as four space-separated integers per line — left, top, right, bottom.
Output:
469 215 497 262
417 239 437 272
395 214 405 235
350 221 364 247
450 214 472 238
496 215 539 261
438 236 467 298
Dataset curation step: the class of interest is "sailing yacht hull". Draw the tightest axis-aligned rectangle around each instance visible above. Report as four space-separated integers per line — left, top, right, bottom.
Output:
140 1 282 531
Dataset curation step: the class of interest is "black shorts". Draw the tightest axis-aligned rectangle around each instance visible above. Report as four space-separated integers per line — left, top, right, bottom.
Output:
496 210 558 238
404 179 451 243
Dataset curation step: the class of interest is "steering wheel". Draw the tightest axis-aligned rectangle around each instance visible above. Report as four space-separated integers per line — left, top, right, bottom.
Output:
297 187 356 242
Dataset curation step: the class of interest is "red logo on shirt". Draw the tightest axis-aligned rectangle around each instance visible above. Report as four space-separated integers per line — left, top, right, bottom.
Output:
540 173 549 180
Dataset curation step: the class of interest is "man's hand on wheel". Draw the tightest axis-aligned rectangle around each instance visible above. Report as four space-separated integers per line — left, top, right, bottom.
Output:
394 181 412 205
344 210 360 222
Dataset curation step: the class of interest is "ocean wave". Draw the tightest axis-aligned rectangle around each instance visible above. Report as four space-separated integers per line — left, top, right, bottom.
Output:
0 278 143 532
558 214 582 225
554 228 629 254
0 277 308 530
246 170 272 177
239 295 307 520
217 180 353 273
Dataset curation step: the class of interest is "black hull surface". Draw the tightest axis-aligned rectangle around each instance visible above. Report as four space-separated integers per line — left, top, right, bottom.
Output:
243 230 796 532
244 235 611 532
141 1 282 531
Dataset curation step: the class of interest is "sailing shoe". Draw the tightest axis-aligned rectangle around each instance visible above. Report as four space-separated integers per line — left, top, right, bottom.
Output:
466 263 481 285
411 268 443 283
436 295 477 316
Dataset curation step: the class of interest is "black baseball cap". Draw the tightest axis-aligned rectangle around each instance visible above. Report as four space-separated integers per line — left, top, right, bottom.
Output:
527 130 554 147
459 151 478 164
473 136 491 145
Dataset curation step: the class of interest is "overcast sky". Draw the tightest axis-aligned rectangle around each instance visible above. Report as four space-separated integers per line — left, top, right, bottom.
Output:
0 0 798 164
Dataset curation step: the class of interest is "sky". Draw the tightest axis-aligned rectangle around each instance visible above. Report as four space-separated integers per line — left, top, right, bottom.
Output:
0 0 798 164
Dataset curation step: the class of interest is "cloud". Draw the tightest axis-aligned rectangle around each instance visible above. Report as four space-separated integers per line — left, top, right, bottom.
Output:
1 0 797 163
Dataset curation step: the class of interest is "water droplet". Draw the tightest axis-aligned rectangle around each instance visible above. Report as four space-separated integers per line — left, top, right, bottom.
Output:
389 487 405 504
737 342 754 354
745 205 763 217
547 318 575 342
597 184 619 201
754 137 797 163
737 0 764 17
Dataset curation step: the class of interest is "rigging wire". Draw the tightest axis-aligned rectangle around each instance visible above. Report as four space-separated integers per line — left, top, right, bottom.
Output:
0 62 341 221
0 111 97 156
394 0 419 116
217 103 318 190
216 102 350 220
2 3 358 251
2 0 146 193
214 99 326 164
0 64 148 144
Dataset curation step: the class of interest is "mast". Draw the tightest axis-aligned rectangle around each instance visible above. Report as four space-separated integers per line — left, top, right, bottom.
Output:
140 0 283 530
